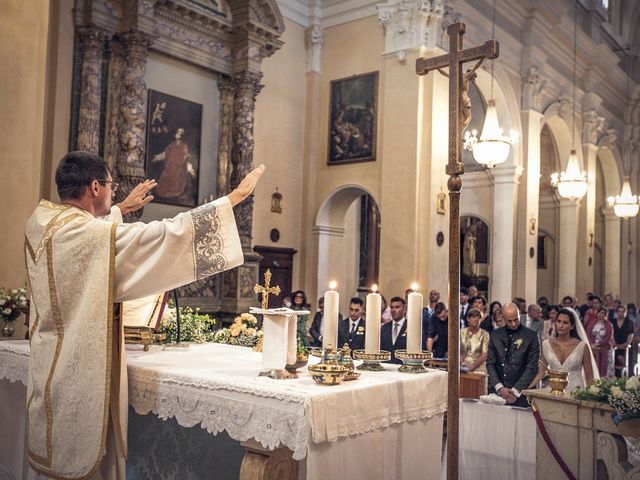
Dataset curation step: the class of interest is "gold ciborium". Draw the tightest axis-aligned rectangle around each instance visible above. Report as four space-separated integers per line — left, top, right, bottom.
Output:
547 368 569 396
308 364 349 385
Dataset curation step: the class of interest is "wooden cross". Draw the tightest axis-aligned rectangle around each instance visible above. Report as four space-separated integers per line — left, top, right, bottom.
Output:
254 269 281 310
416 22 498 480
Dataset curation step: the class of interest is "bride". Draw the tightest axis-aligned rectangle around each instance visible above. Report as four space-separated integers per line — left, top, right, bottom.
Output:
530 308 599 392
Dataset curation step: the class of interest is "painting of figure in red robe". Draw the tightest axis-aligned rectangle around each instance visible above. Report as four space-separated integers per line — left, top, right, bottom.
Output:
145 90 202 207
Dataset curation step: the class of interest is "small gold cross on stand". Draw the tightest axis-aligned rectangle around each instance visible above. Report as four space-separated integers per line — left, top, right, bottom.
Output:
254 269 281 310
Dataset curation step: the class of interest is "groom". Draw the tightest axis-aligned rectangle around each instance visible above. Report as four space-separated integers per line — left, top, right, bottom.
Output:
487 302 540 407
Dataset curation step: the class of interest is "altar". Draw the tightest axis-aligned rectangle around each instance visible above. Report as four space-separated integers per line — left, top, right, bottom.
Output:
0 340 446 480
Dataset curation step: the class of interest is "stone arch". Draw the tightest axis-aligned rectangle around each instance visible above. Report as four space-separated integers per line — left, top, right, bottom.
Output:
467 64 523 168
541 106 581 171
595 144 622 199
314 185 381 305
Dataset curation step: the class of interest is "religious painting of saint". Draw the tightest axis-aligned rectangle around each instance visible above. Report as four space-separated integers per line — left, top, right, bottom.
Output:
327 72 378 164
145 90 202 207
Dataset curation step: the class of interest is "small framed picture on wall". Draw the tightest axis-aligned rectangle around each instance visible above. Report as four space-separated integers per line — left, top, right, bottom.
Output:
327 71 378 165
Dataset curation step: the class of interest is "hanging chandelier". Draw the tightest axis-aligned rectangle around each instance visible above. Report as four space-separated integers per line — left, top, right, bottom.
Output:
463 0 518 168
606 59 639 218
608 178 640 219
551 0 588 201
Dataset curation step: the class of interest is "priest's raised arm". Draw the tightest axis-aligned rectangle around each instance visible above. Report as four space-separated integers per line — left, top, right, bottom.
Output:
24 151 264 480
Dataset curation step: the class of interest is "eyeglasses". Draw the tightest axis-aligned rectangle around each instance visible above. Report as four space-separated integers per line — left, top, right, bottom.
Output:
97 180 119 192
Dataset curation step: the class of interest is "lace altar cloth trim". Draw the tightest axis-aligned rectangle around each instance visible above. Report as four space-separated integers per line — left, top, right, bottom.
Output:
0 342 447 461
0 340 29 384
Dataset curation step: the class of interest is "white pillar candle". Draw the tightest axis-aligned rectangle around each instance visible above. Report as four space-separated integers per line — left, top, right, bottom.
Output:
286 316 298 365
365 285 381 353
407 284 423 352
322 282 339 350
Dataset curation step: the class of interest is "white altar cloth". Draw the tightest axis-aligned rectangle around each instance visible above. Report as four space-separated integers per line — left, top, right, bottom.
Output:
458 399 536 480
0 340 446 480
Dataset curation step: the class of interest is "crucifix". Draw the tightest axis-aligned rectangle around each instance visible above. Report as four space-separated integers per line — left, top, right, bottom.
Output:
254 269 281 309
416 22 498 480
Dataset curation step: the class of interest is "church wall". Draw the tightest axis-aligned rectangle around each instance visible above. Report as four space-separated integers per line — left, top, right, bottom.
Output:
0 0 50 294
252 18 307 294
140 53 220 222
42 0 74 203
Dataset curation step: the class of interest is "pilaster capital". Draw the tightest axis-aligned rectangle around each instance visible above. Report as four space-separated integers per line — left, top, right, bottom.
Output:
305 23 323 73
521 65 546 112
582 109 605 145
489 165 524 185
558 197 580 209
376 0 450 61
77 25 109 54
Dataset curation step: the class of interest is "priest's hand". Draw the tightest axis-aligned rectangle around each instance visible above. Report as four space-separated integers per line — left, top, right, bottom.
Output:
227 164 266 207
116 179 157 215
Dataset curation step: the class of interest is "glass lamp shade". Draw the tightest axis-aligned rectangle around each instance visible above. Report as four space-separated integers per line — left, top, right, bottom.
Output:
463 101 518 167
551 149 588 200
607 178 640 218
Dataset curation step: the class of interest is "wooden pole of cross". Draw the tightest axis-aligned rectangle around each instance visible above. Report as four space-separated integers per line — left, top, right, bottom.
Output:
416 22 498 480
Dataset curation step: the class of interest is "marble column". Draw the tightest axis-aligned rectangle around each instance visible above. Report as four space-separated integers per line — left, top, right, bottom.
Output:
216 77 235 196
515 109 542 299
557 198 580 299
220 70 264 315
603 208 621 297
114 30 153 221
103 37 126 172
76 25 108 154
577 143 598 298
490 166 522 303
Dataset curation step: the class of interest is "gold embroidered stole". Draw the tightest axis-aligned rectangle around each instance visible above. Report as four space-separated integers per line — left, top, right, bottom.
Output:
25 200 117 480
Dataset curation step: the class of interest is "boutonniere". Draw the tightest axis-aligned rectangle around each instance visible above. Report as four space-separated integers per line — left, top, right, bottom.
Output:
401 332 407 337
514 339 523 349
357 326 365 333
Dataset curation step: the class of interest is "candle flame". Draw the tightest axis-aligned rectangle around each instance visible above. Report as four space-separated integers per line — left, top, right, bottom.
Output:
411 282 419 291
371 284 378 293
329 281 337 290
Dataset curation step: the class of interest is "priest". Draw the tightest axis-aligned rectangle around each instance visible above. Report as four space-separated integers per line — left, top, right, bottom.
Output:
24 151 264 479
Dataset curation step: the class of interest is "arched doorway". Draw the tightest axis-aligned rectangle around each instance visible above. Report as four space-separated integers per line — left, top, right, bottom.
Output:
315 186 381 310
460 215 490 296
537 124 560 301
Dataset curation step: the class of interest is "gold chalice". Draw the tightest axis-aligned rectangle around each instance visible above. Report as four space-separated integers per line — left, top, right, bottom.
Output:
547 368 569 396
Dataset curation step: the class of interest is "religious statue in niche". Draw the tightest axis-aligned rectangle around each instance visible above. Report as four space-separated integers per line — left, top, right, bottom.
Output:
460 216 489 291
328 72 378 164
145 90 202 207
271 187 282 213
462 226 477 278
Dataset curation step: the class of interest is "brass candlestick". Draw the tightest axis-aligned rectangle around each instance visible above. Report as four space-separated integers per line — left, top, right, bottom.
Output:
394 350 433 373
352 349 392 371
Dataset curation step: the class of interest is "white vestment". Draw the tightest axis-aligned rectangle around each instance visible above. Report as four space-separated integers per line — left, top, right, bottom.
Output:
25 197 242 479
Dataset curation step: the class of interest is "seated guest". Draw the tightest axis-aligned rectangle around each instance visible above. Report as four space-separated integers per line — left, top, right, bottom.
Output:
291 290 311 347
541 304 560 341
461 308 489 373
426 302 449 359
487 302 540 407
525 303 544 339
381 295 392 324
491 307 505 330
381 296 408 363
309 297 343 347
337 297 366 350
459 287 470 328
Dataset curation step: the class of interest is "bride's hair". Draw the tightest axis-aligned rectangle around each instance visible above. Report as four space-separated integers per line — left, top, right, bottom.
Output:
557 308 581 339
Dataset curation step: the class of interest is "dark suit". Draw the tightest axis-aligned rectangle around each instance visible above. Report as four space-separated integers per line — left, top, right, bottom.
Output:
337 317 366 350
380 319 407 364
309 311 343 347
487 324 540 407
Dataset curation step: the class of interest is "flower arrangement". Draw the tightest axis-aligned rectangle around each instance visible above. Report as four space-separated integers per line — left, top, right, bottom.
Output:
572 376 640 423
159 302 216 344
213 313 262 348
0 287 28 322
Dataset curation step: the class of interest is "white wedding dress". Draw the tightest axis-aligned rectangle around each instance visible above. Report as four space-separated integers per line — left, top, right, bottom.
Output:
542 339 587 392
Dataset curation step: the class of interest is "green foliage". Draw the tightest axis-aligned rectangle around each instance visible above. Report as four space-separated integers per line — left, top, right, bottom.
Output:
159 302 216 344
